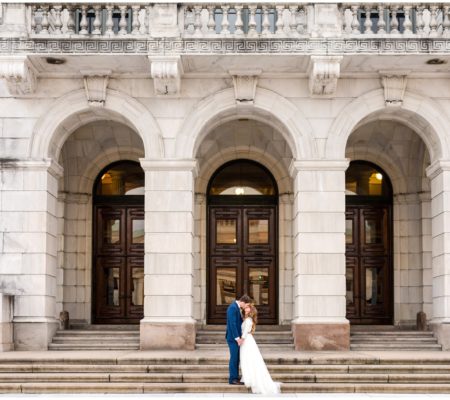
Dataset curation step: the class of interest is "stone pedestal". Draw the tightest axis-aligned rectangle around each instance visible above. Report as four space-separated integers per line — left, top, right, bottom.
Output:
426 160 450 349
290 160 350 351
0 294 13 351
139 159 197 350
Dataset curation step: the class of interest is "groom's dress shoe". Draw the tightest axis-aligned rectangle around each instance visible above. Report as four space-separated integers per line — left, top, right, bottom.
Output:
230 379 244 385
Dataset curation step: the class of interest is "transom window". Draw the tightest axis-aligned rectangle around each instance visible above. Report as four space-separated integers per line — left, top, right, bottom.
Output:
346 161 392 197
95 161 144 196
208 160 277 196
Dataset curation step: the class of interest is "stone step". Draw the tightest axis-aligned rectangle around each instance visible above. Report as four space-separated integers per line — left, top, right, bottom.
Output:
69 324 140 331
51 337 140 343
350 344 442 351
351 332 435 337
2 382 450 394
2 372 450 384
199 325 291 331
48 344 139 351
351 338 438 343
55 330 140 336
195 343 295 350
196 338 292 344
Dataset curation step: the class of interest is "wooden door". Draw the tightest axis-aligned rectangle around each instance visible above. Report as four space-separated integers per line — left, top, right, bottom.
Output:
346 205 392 324
208 206 277 324
93 205 144 323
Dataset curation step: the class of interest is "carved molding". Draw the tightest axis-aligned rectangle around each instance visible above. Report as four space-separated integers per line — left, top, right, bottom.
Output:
81 69 111 107
380 72 408 107
0 55 37 96
308 56 342 96
149 56 183 95
229 69 261 104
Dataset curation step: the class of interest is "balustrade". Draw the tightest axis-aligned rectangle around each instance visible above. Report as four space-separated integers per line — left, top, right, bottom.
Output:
30 4 148 36
341 4 450 37
183 4 307 38
25 3 450 39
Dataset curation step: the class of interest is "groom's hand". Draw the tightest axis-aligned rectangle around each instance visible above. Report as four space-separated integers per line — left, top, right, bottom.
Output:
237 338 244 346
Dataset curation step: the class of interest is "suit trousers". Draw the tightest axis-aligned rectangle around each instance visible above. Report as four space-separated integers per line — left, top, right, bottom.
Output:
227 339 240 383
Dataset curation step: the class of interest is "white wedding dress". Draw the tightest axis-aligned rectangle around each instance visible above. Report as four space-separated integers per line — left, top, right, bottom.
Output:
240 317 281 395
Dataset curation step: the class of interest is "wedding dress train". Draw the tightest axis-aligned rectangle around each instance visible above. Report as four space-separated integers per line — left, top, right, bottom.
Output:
240 317 281 395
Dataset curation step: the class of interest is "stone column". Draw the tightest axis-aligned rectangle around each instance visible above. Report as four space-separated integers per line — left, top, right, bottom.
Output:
0 159 62 350
420 192 433 319
139 159 197 350
426 160 450 349
290 159 349 351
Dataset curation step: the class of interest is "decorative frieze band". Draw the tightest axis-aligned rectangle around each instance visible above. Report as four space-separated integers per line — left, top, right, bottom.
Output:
81 69 111 107
149 56 183 95
0 55 37 96
308 55 342 96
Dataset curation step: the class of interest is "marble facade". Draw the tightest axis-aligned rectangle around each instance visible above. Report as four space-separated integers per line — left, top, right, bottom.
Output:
0 2 450 351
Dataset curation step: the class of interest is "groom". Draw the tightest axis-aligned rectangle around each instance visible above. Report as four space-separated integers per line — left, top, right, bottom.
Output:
226 294 252 385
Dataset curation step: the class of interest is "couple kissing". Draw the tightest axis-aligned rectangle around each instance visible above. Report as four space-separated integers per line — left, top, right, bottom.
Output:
225 294 281 395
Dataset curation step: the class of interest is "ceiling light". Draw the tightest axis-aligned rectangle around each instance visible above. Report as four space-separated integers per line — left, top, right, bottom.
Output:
426 58 446 65
46 57 66 65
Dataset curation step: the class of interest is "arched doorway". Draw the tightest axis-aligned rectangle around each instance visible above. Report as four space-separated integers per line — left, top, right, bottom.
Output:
92 160 144 324
207 160 278 324
345 161 393 324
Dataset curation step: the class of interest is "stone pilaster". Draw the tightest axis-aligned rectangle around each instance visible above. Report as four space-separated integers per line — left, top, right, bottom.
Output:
139 159 197 350
426 160 450 349
290 159 350 350
0 159 62 349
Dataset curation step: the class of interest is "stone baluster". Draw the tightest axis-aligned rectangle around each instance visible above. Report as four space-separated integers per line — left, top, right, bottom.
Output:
390 5 399 34
443 6 450 38
416 5 425 36
403 5 413 35
377 4 386 34
105 5 114 36
363 4 373 34
66 5 75 35
429 5 438 38
79 5 88 35
275 5 285 36
52 5 62 35
92 5 102 35
248 5 258 38
207 5 216 34
41 6 49 35
145 6 151 35
342 6 351 34
184 7 193 36
30 6 37 34
193 5 203 37
350 5 360 34
297 6 306 35
119 6 128 35
132 6 141 35
221 5 230 36
289 5 299 37
261 5 271 36
232 5 242 36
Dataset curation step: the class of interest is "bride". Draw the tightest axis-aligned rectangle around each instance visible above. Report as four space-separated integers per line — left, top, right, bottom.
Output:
240 304 281 395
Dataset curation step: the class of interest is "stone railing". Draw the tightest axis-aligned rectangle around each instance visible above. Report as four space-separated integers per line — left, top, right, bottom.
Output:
25 3 450 39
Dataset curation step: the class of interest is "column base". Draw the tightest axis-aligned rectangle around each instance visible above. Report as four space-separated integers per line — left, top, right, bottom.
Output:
140 321 196 350
430 322 450 351
292 322 350 351
14 321 59 350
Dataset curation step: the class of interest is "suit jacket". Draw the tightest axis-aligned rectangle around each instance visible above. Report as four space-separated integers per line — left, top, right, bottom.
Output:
225 301 243 342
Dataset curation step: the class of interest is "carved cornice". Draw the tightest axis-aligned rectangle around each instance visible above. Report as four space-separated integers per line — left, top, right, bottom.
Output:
81 69 111 107
229 69 261 104
0 55 37 96
308 55 342 96
380 71 409 107
149 56 183 95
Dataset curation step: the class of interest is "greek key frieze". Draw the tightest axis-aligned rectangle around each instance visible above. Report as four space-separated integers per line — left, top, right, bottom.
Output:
1 38 450 55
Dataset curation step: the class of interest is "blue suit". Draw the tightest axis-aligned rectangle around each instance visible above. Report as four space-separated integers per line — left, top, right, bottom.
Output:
226 301 243 383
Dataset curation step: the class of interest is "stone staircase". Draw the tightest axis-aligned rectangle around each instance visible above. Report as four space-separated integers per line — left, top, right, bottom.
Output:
49 325 140 351
196 324 294 350
350 326 442 351
1 351 450 393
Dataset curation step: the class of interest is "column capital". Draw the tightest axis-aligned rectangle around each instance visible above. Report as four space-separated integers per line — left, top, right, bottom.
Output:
2 158 63 178
149 56 183 96
289 159 349 178
426 159 450 179
139 158 198 176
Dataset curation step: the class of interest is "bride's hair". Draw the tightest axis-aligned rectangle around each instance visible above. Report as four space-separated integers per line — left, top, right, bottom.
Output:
246 304 258 334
